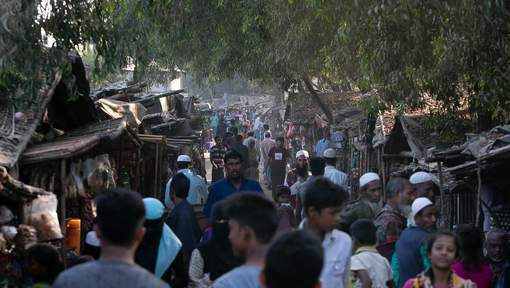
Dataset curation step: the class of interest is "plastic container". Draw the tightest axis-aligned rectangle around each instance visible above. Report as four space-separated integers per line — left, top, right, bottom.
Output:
66 219 81 254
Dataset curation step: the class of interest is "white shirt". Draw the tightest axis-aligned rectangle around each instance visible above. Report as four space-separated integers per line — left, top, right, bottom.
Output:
254 117 263 130
324 165 348 191
299 220 352 288
351 249 392 288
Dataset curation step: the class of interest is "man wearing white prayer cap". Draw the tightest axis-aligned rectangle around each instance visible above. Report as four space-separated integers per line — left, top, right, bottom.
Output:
409 171 437 202
284 150 310 188
165 154 207 209
395 197 437 287
340 172 382 230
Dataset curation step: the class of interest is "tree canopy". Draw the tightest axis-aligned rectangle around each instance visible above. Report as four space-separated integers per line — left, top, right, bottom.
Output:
1 0 509 129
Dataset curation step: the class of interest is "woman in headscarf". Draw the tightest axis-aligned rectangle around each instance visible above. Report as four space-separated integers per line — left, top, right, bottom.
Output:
135 198 188 287
188 201 242 287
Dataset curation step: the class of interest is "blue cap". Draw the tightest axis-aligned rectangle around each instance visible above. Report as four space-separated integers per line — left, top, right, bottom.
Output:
143 197 165 220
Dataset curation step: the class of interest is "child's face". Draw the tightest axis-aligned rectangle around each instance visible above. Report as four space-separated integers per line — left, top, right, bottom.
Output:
429 236 456 270
277 194 290 204
310 206 341 232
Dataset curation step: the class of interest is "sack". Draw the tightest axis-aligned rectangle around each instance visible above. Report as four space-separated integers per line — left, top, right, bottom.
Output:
24 194 62 241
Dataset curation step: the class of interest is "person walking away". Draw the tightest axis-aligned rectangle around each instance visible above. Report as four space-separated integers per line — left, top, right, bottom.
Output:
269 137 289 200
260 132 276 187
212 193 278 288
203 150 263 220
254 115 263 141
276 185 296 232
350 219 393 288
295 157 325 223
53 188 169 288
189 201 242 288
285 150 310 188
315 128 331 158
394 197 437 288
374 177 416 261
246 139 259 180
486 228 509 288
300 177 351 288
243 131 258 149
25 243 64 287
217 115 227 138
210 137 227 184
322 148 348 191
452 224 493 288
135 198 188 287
167 173 203 266
165 155 207 209
340 172 382 231
260 230 323 288
404 232 475 288
210 112 219 136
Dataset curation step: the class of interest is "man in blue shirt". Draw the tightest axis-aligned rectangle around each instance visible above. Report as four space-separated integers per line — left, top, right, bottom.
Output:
203 150 264 219
167 173 202 265
210 112 219 136
165 155 207 209
315 128 331 157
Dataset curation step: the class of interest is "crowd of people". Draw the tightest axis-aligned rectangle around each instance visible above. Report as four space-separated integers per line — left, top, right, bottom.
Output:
7 116 510 288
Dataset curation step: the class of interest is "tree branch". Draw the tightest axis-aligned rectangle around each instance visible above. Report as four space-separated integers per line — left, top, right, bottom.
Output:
302 77 334 124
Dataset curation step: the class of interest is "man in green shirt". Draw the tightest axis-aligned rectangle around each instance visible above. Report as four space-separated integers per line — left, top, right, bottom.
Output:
340 172 382 232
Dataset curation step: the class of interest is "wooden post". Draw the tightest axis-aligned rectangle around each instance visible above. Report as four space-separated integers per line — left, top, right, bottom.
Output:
343 129 349 172
437 161 445 229
380 146 386 201
475 160 482 227
135 148 141 192
59 159 67 256
154 143 159 199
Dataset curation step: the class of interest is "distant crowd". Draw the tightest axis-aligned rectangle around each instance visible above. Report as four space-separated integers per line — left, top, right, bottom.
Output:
9 115 509 288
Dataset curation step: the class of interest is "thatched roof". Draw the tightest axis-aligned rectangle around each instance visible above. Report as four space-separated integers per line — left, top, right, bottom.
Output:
0 72 62 168
382 115 439 160
20 118 134 165
0 166 52 199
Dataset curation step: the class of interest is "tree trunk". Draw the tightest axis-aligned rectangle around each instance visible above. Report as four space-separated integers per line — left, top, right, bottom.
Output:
302 77 334 124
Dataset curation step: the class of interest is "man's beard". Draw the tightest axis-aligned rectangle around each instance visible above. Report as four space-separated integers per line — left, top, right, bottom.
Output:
296 165 309 178
399 204 412 218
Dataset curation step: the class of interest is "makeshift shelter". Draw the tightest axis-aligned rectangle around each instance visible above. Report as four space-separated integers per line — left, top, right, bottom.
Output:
431 125 510 231
0 68 65 283
18 117 142 237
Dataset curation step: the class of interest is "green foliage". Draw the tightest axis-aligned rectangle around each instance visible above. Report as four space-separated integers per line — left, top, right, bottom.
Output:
1 0 509 129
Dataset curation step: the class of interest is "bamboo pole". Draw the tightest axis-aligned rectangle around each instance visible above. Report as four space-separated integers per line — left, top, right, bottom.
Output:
437 161 445 229
475 159 482 226
60 159 67 256
154 143 159 198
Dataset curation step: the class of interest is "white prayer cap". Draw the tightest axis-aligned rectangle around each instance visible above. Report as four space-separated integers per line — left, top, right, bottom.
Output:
411 197 434 220
323 148 336 159
359 172 380 187
85 231 101 247
296 150 309 159
177 155 192 163
410 171 433 184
